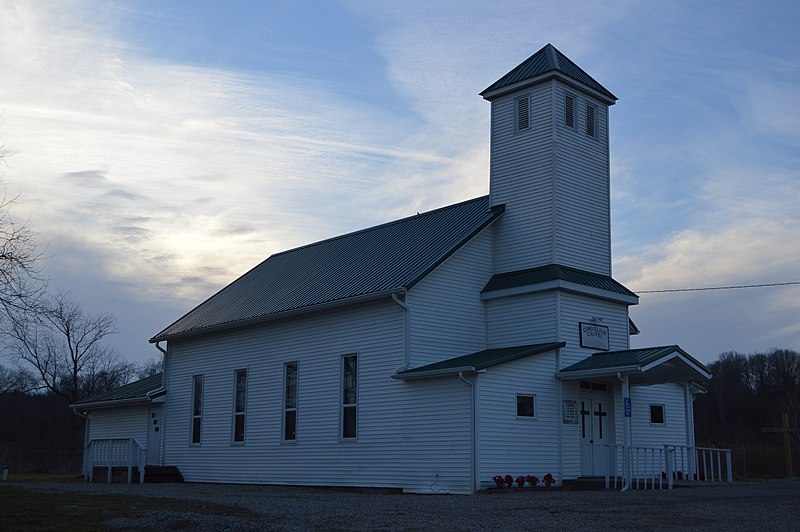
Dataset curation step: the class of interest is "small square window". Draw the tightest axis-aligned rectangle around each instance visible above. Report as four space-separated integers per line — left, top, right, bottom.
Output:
650 404 665 425
516 394 535 418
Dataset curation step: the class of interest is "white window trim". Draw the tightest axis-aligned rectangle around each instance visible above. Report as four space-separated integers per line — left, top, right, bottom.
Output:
190 374 203 446
515 94 530 132
649 403 666 425
283 362 298 443
341 354 358 441
516 393 537 419
232 368 247 445
585 101 598 139
564 91 576 129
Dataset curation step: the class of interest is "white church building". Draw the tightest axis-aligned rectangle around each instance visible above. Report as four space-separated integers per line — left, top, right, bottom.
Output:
74 44 719 493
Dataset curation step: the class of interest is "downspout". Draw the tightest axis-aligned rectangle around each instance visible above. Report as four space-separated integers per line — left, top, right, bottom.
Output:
153 341 169 466
458 371 477 493
391 293 409 369
555 291 563 486
617 372 631 491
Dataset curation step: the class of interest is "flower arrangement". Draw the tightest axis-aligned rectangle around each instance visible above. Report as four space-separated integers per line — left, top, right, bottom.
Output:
492 475 505 488
504 474 513 487
525 475 539 487
542 473 556 487
515 476 526 487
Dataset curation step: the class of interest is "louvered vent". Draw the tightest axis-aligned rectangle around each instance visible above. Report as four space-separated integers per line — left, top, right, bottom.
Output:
565 93 575 128
516 95 530 131
586 103 596 138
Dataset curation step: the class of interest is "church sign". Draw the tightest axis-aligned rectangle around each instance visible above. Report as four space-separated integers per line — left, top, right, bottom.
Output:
580 322 609 350
562 400 579 424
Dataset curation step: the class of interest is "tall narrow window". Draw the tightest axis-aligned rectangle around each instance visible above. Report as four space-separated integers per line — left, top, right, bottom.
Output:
284 362 298 441
515 95 530 131
342 355 358 439
586 102 597 138
565 93 575 128
233 369 247 443
191 374 203 445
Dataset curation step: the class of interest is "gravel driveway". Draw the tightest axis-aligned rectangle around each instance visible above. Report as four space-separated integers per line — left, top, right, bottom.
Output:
9 477 799 531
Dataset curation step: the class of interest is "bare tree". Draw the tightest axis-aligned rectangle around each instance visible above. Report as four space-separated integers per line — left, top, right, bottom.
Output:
7 293 131 404
0 363 36 393
137 356 163 380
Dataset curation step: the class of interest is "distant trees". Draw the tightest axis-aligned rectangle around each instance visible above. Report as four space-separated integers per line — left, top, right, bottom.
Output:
5 293 136 404
695 348 800 446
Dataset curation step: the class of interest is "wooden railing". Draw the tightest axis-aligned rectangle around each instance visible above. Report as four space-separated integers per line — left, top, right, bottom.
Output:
84 438 145 484
599 444 733 490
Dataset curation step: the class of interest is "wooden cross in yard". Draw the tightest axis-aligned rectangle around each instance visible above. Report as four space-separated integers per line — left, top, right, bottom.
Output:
761 412 800 477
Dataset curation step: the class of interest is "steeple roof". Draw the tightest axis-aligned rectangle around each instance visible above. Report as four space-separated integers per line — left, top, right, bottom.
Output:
480 44 617 102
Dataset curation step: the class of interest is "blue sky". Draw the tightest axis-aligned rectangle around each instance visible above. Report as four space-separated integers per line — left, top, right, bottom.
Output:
0 0 798 366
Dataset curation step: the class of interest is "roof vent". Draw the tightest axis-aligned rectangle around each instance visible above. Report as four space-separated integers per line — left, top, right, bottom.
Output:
565 93 575 128
516 95 530 131
586 102 596 138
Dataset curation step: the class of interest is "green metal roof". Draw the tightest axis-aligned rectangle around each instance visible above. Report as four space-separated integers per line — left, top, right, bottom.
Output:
395 342 565 379
482 264 637 298
559 346 710 378
480 43 617 102
152 197 504 343
73 373 162 407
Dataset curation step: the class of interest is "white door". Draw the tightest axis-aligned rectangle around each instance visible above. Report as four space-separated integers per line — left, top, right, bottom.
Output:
146 407 162 465
580 397 611 476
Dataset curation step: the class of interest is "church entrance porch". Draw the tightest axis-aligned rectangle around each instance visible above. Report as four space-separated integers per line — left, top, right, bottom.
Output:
559 346 733 489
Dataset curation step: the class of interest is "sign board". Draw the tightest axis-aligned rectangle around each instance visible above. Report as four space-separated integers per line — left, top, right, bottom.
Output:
624 397 632 418
562 399 579 424
580 322 610 351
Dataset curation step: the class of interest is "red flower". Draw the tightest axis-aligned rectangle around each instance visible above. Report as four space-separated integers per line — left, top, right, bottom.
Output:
525 475 539 487
504 474 513 487
542 473 556 487
515 476 526 487
492 475 505 488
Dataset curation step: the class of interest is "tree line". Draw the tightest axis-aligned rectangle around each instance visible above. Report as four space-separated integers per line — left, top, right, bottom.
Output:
1 144 158 471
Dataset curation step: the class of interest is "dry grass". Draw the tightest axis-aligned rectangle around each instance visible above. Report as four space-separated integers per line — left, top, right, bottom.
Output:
0 478 260 531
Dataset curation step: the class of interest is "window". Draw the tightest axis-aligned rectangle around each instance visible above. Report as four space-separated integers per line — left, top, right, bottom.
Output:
650 404 665 425
232 369 247 443
580 381 607 391
515 94 530 131
516 394 535 418
342 355 358 439
284 362 298 441
565 92 575 128
191 374 203 444
585 102 597 138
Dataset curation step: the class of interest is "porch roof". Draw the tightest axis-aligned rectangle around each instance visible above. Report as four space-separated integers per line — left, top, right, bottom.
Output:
71 373 164 410
393 342 565 380
557 345 711 384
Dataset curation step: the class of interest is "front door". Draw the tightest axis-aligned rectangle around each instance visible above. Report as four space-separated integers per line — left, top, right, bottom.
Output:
146 407 162 465
580 394 611 476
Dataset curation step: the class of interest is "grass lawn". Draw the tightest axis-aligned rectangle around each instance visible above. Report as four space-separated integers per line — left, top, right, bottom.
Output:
0 480 259 531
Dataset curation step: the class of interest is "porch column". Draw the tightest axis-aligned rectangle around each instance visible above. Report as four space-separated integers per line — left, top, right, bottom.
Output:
622 374 631 489
683 381 696 479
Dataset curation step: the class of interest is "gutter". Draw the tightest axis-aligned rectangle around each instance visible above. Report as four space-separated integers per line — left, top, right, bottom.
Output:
71 396 152 412
391 292 410 370
391 366 477 381
145 341 169 399
556 365 641 381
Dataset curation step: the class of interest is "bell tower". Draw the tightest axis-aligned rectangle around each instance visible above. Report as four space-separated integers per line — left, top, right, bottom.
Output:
480 44 617 277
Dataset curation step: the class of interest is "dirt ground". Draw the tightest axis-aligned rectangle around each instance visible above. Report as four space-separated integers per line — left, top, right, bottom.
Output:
2 477 799 530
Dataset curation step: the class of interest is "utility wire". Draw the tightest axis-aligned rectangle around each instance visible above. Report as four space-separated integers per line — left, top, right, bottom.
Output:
636 281 800 294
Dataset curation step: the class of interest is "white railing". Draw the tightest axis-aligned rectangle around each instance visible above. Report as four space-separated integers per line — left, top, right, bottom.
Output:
600 444 733 490
84 438 145 484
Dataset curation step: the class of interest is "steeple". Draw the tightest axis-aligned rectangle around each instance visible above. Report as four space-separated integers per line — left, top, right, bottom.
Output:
484 44 616 277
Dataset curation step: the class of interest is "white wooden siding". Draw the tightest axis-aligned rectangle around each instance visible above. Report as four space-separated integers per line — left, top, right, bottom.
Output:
557 292 630 368
164 299 474 493
490 83 555 273
476 352 561 488
554 84 611 275
407 230 491 367
486 291 557 348
87 406 150 443
628 384 688 448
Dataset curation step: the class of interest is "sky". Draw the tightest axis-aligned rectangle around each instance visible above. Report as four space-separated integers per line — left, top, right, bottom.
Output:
0 0 798 367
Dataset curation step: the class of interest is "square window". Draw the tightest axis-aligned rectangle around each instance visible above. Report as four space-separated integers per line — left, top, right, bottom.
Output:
516 394 535 418
650 404 665 425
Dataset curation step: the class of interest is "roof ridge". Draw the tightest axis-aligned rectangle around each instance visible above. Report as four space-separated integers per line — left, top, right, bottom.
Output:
270 195 490 258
